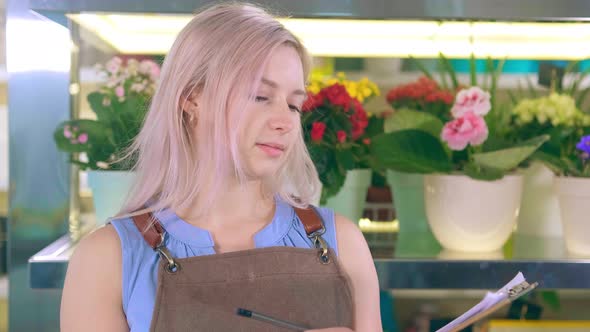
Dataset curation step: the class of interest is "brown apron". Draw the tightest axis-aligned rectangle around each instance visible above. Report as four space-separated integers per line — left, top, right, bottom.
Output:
132 206 354 331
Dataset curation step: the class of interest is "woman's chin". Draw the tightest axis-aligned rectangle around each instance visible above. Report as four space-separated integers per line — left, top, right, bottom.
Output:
245 166 281 181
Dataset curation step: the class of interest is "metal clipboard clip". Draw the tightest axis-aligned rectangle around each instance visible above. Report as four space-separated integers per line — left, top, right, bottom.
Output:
508 280 539 300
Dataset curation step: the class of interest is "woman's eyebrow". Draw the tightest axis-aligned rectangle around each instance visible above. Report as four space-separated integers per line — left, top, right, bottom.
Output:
261 77 306 96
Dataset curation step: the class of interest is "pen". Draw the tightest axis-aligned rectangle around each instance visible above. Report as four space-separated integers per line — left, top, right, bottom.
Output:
236 307 309 331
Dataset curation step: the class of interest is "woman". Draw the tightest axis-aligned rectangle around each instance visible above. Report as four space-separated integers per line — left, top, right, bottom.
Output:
61 3 381 331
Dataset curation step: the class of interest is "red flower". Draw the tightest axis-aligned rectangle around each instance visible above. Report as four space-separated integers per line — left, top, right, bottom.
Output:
337 130 347 143
321 84 353 108
362 138 371 145
302 92 324 112
386 76 454 106
350 100 369 139
310 122 326 142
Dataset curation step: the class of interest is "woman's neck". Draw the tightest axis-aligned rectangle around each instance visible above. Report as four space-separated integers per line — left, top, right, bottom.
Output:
174 180 276 231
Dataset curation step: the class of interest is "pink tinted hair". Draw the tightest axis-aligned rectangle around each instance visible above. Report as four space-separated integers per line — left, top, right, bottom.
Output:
115 2 321 219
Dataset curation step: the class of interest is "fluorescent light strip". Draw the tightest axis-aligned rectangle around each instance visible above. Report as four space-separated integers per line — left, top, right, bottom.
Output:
68 13 590 59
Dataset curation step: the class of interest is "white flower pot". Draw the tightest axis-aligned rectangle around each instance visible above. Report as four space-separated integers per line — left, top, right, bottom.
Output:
554 177 590 256
424 174 523 252
87 170 135 226
517 162 563 237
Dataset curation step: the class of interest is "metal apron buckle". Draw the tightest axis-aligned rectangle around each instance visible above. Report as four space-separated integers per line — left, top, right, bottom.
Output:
307 224 330 264
155 233 181 273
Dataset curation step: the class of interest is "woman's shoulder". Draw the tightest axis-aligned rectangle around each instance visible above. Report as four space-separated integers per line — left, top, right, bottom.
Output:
61 224 129 331
63 224 123 306
74 224 122 260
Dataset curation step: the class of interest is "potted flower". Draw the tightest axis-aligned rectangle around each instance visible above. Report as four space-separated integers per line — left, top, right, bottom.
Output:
372 57 548 252
511 92 590 254
383 75 456 249
554 135 590 255
302 73 380 222
53 56 160 225
508 61 590 240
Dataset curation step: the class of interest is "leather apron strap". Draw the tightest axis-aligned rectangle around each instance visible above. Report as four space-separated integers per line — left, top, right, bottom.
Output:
132 205 331 268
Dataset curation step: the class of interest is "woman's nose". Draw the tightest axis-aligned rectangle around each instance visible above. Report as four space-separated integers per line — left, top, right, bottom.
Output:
268 103 295 133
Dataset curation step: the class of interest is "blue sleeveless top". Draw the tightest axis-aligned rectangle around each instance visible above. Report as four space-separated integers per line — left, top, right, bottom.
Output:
109 197 339 332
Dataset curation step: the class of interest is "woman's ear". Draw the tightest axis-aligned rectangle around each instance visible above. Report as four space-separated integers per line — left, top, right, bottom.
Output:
181 92 200 124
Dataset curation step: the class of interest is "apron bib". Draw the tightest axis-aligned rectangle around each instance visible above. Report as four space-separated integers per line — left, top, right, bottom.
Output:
132 206 354 331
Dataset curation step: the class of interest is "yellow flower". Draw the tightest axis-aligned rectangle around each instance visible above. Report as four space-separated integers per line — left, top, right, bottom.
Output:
308 81 322 95
305 72 380 104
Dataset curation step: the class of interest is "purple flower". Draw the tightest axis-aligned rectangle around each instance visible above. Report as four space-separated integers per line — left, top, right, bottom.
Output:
576 135 590 157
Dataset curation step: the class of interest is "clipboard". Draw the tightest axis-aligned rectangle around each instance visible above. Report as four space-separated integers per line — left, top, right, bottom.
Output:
437 279 539 332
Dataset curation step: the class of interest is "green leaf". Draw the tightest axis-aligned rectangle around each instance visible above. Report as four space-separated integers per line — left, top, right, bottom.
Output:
87 92 112 123
335 148 355 171
54 119 113 152
383 108 445 138
531 151 566 175
507 90 519 105
464 162 504 181
332 112 353 132
363 115 384 138
484 57 494 90
491 58 506 107
320 166 346 204
439 53 459 89
531 151 566 174
469 53 477 86
540 290 561 311
436 58 449 90
371 130 452 173
472 135 549 172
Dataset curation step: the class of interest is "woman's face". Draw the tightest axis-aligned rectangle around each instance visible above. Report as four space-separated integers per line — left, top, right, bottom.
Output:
237 45 306 180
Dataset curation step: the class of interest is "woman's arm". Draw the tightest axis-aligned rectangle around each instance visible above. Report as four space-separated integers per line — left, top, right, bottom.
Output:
60 225 129 332
334 213 383 332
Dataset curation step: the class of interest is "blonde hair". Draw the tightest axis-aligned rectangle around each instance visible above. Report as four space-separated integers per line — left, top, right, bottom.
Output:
116 2 321 219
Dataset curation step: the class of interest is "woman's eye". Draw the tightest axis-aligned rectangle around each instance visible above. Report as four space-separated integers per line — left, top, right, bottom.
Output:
289 105 302 113
255 96 268 102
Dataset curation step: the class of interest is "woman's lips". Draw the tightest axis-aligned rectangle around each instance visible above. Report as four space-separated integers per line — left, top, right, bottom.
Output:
256 143 285 157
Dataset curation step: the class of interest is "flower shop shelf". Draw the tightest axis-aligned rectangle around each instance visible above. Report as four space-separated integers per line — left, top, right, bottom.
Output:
29 220 590 289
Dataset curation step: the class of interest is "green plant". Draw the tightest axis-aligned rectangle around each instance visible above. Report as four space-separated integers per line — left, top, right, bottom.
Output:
54 57 160 171
302 73 381 203
508 61 590 177
371 54 548 180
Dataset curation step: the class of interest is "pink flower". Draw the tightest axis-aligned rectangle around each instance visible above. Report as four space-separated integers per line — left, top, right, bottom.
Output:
77 133 88 144
150 64 160 80
105 57 122 74
139 60 160 79
63 126 72 138
441 111 488 150
451 87 491 118
115 86 125 98
337 130 346 143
